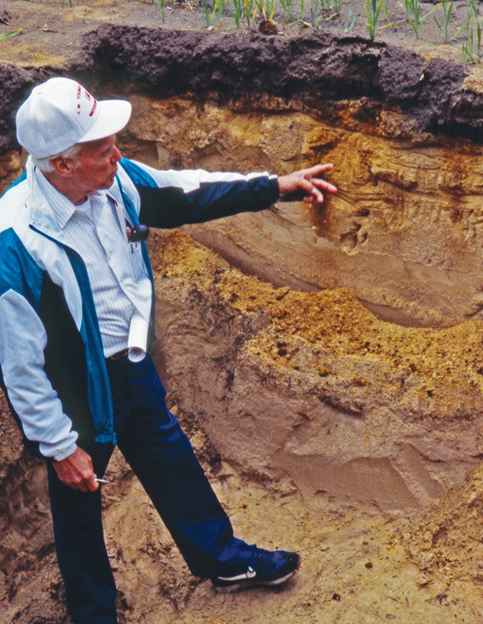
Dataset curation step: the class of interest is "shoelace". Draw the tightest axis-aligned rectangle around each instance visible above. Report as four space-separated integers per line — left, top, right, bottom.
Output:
250 546 277 563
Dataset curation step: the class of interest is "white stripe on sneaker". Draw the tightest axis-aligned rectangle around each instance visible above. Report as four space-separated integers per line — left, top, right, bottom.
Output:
217 566 257 582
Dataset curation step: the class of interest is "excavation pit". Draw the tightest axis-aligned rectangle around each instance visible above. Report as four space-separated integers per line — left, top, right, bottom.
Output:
2 5 483 621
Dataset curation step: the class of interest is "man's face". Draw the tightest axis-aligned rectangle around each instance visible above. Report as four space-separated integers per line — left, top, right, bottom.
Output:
72 134 122 194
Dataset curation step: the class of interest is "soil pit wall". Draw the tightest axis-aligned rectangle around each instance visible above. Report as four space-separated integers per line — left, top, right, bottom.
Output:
149 229 483 511
126 91 483 328
117 86 483 508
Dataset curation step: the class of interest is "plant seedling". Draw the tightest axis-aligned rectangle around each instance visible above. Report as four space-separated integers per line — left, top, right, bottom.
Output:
399 0 438 38
279 0 293 21
344 7 361 31
363 0 386 40
434 0 454 43
0 28 22 40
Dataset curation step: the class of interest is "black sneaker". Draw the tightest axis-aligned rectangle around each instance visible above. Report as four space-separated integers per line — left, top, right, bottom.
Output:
211 547 301 593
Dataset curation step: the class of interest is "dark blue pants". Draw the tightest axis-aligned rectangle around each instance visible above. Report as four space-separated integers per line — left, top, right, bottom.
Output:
47 354 249 624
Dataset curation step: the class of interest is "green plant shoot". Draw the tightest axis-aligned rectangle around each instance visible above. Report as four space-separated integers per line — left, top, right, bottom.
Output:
363 0 386 40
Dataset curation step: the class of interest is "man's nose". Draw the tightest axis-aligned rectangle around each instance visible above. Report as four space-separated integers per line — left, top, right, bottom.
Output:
111 145 122 163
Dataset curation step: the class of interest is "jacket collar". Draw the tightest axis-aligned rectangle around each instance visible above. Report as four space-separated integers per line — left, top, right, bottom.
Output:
27 156 68 243
27 156 122 242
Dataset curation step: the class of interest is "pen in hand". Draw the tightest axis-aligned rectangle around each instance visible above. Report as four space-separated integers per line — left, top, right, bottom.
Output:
95 478 116 485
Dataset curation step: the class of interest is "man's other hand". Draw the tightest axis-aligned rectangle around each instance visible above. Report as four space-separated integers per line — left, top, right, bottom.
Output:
278 163 337 204
53 447 99 492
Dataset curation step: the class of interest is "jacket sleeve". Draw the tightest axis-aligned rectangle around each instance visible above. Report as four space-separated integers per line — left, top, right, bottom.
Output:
120 160 281 229
0 288 78 462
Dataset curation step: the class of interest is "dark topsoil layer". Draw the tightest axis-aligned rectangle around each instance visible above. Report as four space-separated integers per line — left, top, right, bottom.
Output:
2 11 483 157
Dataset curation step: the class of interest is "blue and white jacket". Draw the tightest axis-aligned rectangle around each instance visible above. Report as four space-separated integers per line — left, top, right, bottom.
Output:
0 156 280 461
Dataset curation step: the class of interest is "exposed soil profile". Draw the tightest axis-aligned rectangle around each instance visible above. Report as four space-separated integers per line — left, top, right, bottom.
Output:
3 1 483 623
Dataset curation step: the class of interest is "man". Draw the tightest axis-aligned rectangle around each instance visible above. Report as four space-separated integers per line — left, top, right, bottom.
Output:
0 77 337 624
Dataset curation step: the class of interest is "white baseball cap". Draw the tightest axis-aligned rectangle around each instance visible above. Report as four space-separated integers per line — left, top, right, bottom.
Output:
16 77 132 159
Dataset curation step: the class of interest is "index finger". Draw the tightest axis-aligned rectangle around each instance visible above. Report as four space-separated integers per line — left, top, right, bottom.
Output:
303 163 334 177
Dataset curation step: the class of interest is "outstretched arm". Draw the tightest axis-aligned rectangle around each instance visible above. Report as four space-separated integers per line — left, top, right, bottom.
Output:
117 158 337 229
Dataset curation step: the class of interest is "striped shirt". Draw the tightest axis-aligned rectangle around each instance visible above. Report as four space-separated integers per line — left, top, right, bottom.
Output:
35 167 152 358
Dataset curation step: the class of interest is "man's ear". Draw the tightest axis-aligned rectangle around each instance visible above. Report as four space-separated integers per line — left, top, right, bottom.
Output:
50 156 77 177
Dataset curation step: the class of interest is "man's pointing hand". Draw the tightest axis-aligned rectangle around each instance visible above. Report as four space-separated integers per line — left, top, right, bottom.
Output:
278 163 337 204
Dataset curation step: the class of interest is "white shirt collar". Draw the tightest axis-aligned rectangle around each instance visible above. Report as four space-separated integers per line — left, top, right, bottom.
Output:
34 166 93 230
